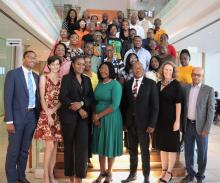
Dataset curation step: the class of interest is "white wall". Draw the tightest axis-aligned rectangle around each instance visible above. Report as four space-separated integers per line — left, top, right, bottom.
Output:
204 53 220 93
190 52 203 67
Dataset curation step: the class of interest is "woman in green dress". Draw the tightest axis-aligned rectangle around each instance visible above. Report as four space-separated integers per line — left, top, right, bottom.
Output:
92 62 123 183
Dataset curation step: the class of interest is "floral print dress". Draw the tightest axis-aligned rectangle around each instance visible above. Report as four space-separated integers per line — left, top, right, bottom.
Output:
35 76 62 142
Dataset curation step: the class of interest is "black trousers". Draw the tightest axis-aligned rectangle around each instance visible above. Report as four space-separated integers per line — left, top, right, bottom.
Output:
127 125 150 178
61 118 88 178
88 122 92 159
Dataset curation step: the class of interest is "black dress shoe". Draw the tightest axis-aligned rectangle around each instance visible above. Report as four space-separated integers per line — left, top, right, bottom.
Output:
197 180 203 183
143 177 150 183
121 173 137 182
181 175 194 183
17 178 31 183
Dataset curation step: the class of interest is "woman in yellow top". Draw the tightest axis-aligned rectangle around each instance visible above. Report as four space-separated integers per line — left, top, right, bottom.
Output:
83 55 98 90
83 55 98 169
177 49 193 84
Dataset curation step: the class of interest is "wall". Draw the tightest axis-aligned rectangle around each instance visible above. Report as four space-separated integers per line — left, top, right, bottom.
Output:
204 53 220 93
52 0 129 16
78 0 128 15
190 52 203 67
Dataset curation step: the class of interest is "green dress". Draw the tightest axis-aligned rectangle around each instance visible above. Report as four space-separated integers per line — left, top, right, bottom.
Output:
92 80 123 158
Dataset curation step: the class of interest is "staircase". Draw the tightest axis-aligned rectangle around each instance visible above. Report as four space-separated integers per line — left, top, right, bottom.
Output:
53 149 185 179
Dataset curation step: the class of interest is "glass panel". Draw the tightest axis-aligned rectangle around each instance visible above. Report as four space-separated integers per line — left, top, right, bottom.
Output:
0 37 13 116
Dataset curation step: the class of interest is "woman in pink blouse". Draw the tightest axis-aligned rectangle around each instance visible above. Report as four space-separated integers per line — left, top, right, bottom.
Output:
44 43 71 78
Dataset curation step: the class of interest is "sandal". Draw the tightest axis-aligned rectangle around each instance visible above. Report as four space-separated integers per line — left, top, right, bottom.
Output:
92 172 107 183
160 171 172 183
159 169 167 181
104 172 113 183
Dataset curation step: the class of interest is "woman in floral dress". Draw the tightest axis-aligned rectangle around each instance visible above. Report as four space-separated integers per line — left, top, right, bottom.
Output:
35 56 63 183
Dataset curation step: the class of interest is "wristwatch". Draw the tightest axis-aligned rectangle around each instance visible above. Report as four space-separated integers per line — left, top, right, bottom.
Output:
80 101 84 106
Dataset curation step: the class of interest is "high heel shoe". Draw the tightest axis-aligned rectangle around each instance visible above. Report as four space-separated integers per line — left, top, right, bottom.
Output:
92 172 107 183
159 169 167 181
104 172 113 183
160 171 172 183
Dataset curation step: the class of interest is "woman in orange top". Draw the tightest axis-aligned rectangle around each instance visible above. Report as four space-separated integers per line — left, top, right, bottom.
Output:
177 49 193 84
75 19 89 48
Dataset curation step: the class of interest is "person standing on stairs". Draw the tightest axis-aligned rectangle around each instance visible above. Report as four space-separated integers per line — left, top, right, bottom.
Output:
121 61 159 183
155 61 183 183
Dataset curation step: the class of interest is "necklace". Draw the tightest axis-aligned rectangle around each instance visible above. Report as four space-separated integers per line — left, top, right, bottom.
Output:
103 79 112 84
162 79 172 86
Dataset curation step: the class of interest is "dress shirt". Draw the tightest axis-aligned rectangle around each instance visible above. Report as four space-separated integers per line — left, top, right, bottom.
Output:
132 76 144 96
130 24 145 39
187 83 202 120
137 19 153 36
124 48 151 72
22 66 36 108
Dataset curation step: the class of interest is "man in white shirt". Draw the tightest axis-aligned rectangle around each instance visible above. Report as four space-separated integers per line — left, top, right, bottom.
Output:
137 10 153 37
130 13 145 39
4 51 40 183
124 36 151 72
181 67 215 183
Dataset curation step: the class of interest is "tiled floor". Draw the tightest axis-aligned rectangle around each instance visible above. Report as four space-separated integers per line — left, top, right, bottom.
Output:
1 117 220 183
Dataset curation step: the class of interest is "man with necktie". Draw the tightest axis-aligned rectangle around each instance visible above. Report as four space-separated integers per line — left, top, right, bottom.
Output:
121 62 159 183
4 50 40 183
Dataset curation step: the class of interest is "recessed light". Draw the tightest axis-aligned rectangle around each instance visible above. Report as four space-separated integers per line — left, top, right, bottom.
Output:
26 38 30 41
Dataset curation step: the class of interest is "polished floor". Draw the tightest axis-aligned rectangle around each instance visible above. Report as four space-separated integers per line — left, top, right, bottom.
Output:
1 117 220 183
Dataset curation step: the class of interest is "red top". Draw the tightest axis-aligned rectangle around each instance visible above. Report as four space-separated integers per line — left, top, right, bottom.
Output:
156 44 177 58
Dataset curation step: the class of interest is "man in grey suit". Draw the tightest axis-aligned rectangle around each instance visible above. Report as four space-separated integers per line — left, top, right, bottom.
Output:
181 67 215 183
4 50 40 183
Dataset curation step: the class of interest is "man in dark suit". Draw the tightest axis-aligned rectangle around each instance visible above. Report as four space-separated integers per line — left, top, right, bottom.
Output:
121 62 159 183
4 50 40 183
181 67 215 183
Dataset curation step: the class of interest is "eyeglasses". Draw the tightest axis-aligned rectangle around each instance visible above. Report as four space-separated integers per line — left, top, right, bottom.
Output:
56 49 65 51
192 73 202 77
106 49 113 52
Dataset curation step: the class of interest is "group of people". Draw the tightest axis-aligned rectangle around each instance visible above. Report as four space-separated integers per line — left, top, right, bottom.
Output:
3 8 215 183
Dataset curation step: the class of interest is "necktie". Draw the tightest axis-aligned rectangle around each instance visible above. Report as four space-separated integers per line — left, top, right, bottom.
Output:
132 79 139 99
27 71 35 108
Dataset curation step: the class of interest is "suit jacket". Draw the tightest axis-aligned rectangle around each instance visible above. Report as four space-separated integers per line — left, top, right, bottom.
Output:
122 77 159 130
183 84 215 134
59 72 94 124
4 67 40 123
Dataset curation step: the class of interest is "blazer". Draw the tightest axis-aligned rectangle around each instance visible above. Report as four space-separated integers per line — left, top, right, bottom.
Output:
4 67 40 123
183 84 215 134
59 72 94 124
122 77 159 130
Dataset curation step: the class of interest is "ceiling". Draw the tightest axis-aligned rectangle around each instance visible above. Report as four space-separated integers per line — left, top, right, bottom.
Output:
135 0 169 15
161 0 220 53
0 11 51 61
172 18 220 53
